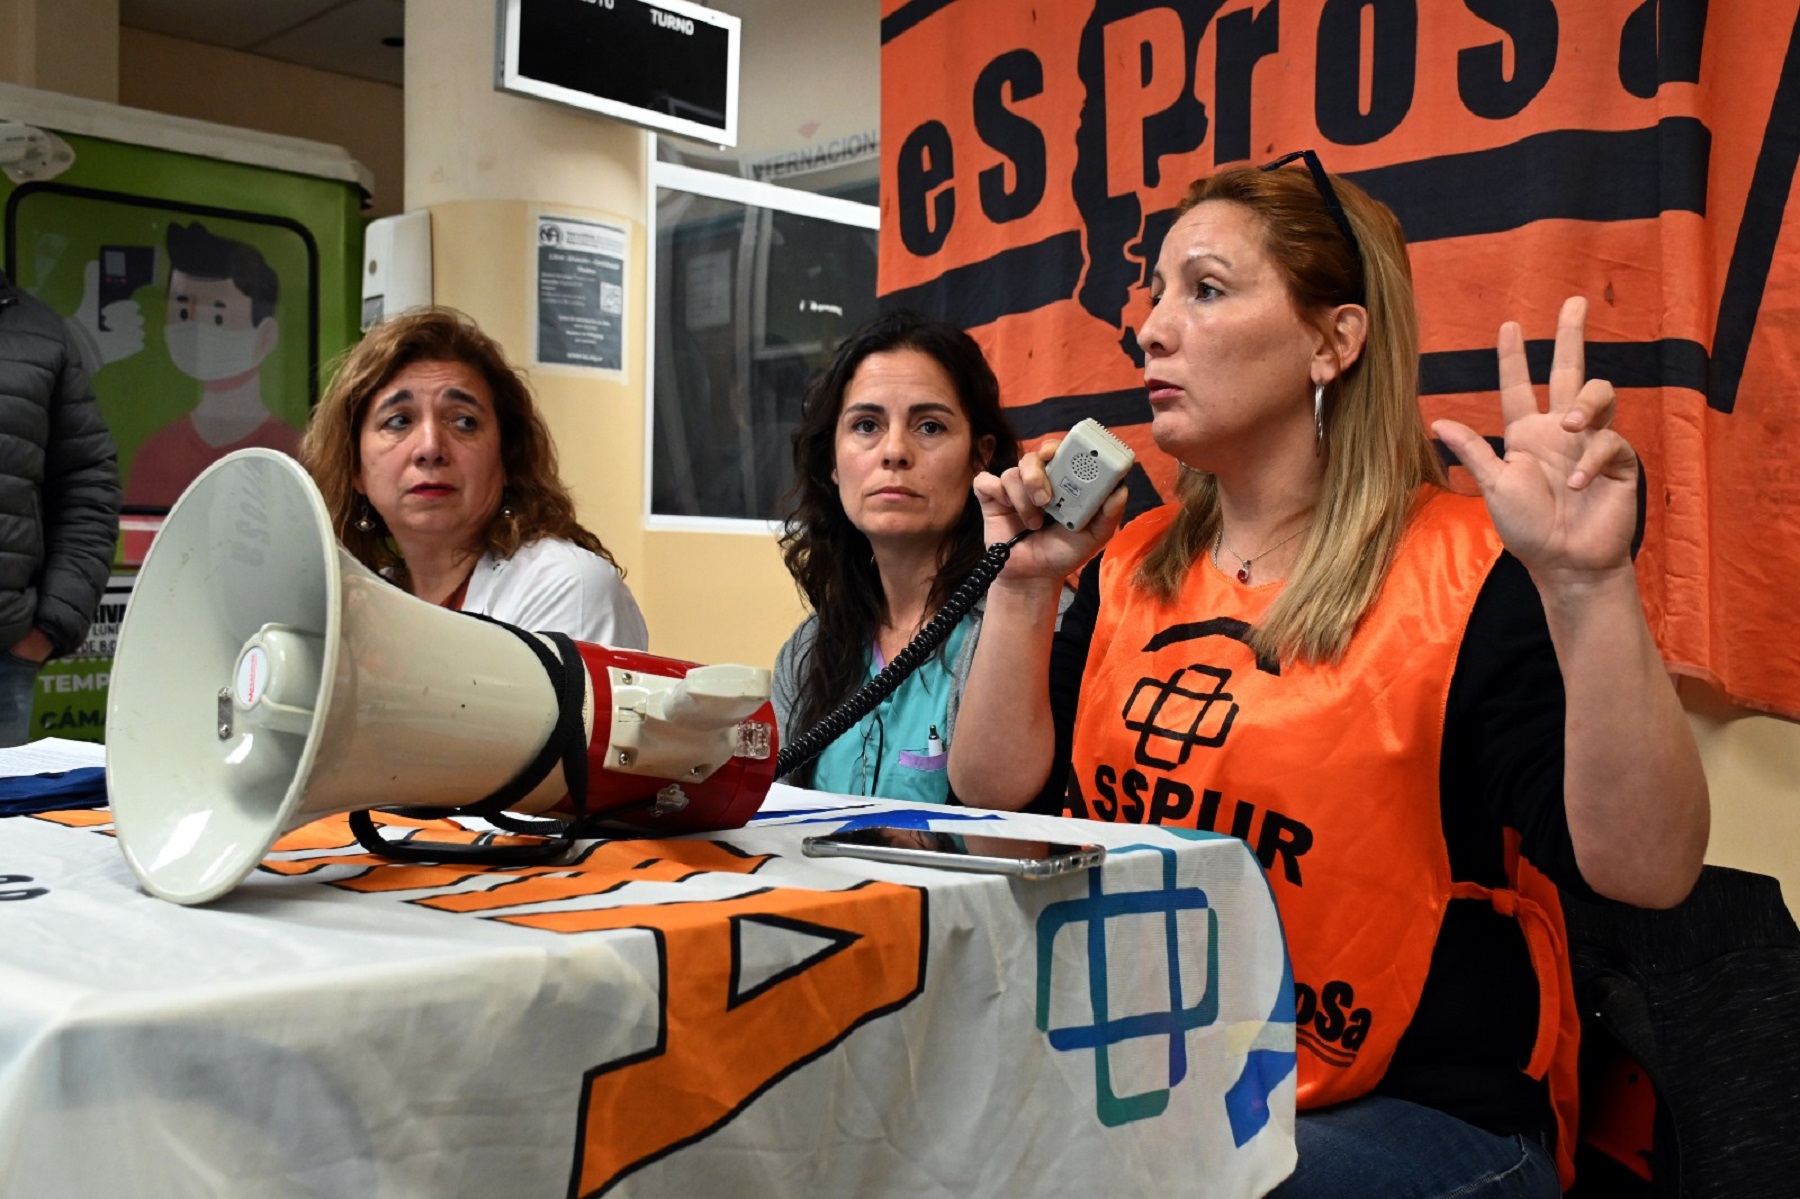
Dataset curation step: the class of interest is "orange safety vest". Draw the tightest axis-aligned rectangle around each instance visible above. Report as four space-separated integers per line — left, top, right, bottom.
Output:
1068 489 1580 1189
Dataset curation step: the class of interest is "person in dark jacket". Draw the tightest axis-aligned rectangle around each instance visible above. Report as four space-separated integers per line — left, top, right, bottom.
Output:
0 270 122 746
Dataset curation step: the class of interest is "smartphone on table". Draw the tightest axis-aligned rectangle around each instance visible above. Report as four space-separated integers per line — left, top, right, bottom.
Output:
801 825 1105 879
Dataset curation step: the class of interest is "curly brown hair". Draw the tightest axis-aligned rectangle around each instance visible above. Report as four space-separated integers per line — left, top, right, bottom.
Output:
300 307 616 585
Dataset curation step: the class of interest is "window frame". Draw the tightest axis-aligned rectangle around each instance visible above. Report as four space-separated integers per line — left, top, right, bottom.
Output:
643 141 880 534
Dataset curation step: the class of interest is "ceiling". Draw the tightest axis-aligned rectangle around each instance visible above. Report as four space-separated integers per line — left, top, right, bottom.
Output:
116 1 766 91
120 0 407 87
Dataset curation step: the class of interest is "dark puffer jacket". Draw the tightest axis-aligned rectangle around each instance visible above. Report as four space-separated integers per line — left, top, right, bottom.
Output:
0 270 121 657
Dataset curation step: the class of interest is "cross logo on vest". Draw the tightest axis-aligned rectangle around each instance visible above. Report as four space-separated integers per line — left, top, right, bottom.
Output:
1070 617 1315 894
1123 663 1237 769
1126 618 1276 770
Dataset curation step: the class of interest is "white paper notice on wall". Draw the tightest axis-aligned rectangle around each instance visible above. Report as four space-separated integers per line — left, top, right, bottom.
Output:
684 250 732 331
534 214 629 374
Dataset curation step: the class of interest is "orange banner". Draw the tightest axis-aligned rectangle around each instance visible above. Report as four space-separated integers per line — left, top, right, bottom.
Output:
880 0 1800 717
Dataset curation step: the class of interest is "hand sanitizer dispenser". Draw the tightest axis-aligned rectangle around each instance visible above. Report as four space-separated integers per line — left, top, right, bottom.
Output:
361 210 432 329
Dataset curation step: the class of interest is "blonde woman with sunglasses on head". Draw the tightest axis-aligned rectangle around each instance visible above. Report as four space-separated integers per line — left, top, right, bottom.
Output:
950 154 1707 1197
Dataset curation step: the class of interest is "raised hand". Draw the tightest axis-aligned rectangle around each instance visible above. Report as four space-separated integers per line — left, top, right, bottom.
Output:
1433 297 1639 584
1439 299 1708 909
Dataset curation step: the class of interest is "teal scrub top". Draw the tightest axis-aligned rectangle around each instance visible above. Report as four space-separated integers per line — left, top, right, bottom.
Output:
807 616 971 805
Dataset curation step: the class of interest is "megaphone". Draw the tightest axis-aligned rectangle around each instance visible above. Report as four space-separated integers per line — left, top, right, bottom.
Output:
106 450 778 905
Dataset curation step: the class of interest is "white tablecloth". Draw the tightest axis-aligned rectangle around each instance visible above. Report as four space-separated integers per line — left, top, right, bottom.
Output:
0 787 1296 1197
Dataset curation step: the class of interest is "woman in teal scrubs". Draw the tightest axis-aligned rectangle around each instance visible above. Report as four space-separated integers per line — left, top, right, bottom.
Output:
772 311 1024 803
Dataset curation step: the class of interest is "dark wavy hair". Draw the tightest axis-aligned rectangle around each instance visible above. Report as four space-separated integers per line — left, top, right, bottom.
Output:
777 310 1021 748
300 307 616 587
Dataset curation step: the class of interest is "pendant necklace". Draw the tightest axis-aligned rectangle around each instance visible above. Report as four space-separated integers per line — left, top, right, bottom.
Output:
1214 525 1307 584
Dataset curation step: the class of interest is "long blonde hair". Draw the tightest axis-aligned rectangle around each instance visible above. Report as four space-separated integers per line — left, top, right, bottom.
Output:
1136 164 1445 663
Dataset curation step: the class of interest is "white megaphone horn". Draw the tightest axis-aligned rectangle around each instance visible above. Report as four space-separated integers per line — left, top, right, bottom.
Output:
106 450 778 905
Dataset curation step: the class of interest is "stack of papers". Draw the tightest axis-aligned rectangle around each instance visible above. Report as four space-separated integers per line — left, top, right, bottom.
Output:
0 737 105 778
0 737 106 815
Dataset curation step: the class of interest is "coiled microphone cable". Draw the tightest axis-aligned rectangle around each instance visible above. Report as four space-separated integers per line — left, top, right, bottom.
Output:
773 525 1036 781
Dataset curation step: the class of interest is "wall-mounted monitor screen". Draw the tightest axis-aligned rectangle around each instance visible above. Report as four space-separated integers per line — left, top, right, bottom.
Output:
496 0 741 147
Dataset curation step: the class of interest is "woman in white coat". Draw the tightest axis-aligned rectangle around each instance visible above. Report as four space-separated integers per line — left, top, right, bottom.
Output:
301 307 647 648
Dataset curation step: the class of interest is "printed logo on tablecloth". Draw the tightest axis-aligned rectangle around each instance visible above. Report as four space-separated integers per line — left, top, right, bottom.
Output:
1035 842 1295 1145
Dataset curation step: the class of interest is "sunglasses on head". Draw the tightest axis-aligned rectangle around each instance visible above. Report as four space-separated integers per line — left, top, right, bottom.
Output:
1259 149 1366 307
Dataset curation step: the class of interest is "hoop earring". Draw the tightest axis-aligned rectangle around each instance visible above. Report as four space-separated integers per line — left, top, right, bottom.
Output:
354 497 377 533
1313 383 1326 453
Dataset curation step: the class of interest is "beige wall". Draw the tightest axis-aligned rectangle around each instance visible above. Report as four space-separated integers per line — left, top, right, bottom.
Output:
421 198 655 594
117 26 403 217
0 0 119 102
1684 681 1800 901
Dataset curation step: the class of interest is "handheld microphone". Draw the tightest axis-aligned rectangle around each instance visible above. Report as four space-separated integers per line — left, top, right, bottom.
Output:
1042 419 1135 532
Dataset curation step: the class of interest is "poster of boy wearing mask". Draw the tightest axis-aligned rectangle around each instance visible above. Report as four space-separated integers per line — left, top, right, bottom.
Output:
3 128 359 740
121 221 300 509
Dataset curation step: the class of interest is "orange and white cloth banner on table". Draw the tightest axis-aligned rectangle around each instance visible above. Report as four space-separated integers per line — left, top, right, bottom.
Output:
880 0 1800 718
1 789 1294 1198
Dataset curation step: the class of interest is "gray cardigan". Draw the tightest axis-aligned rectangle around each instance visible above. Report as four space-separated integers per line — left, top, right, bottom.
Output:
0 273 121 656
